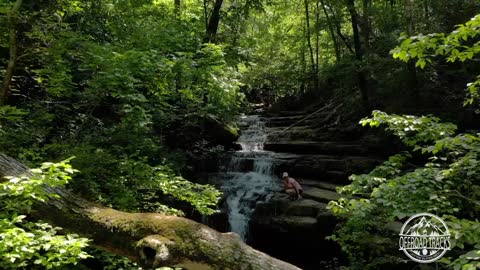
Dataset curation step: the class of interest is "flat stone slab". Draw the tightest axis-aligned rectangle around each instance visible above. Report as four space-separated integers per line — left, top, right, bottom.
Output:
298 179 339 191
271 215 318 231
303 187 341 203
278 155 382 180
264 141 365 156
285 199 327 217
325 170 348 181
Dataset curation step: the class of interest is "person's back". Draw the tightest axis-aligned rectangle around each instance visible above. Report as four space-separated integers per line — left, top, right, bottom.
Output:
290 177 302 192
282 172 303 199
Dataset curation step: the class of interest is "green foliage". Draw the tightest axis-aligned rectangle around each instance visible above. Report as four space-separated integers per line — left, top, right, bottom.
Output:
328 111 480 269
0 160 90 269
2 0 480 268
0 106 26 133
155 166 222 215
360 110 457 149
238 0 313 102
392 14 480 105
0 0 230 219
70 148 221 216
440 216 480 270
84 247 183 270
83 248 143 270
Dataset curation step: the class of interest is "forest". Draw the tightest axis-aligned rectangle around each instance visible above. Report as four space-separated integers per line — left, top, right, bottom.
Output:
0 0 479 269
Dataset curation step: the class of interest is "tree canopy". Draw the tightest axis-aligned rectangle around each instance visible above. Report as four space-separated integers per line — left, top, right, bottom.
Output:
1 0 479 269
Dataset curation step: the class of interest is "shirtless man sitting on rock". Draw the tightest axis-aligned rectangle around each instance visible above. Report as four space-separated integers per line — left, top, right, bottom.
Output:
282 172 303 200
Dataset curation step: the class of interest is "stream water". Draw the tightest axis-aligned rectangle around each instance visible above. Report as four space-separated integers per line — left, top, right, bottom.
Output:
217 115 280 241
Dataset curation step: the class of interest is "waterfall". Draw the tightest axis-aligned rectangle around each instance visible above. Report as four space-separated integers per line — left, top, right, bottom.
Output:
218 115 279 241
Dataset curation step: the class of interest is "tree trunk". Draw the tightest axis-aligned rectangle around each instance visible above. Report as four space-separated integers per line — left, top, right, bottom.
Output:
329 2 355 54
346 0 370 112
320 0 341 60
0 153 300 270
301 24 307 94
361 0 371 50
388 0 398 24
1 0 23 105
204 0 223 43
423 0 430 27
347 0 363 64
404 0 418 90
304 0 318 91
174 0 181 18
203 0 209 31
315 0 320 75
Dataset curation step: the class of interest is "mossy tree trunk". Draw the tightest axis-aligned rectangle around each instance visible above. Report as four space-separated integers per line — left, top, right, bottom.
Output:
0 154 300 270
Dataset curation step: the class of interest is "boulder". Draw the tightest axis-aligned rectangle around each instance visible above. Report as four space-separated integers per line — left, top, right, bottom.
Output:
204 114 239 147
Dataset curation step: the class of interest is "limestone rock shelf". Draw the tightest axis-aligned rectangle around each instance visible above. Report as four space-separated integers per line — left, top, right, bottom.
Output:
207 103 392 269
264 141 367 155
242 105 391 269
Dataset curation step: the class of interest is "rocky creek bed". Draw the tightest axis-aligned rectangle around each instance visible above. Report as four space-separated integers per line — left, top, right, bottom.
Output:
205 105 392 269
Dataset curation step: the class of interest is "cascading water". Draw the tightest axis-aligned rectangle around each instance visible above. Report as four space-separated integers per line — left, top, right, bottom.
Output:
217 115 280 241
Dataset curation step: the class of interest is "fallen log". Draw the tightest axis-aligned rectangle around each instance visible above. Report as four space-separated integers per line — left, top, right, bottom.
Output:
0 153 301 270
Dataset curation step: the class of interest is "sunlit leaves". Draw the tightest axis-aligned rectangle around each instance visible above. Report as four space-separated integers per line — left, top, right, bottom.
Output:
154 166 222 216
360 110 457 148
391 14 480 105
466 76 480 106
392 14 480 64
0 160 90 269
0 221 90 269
